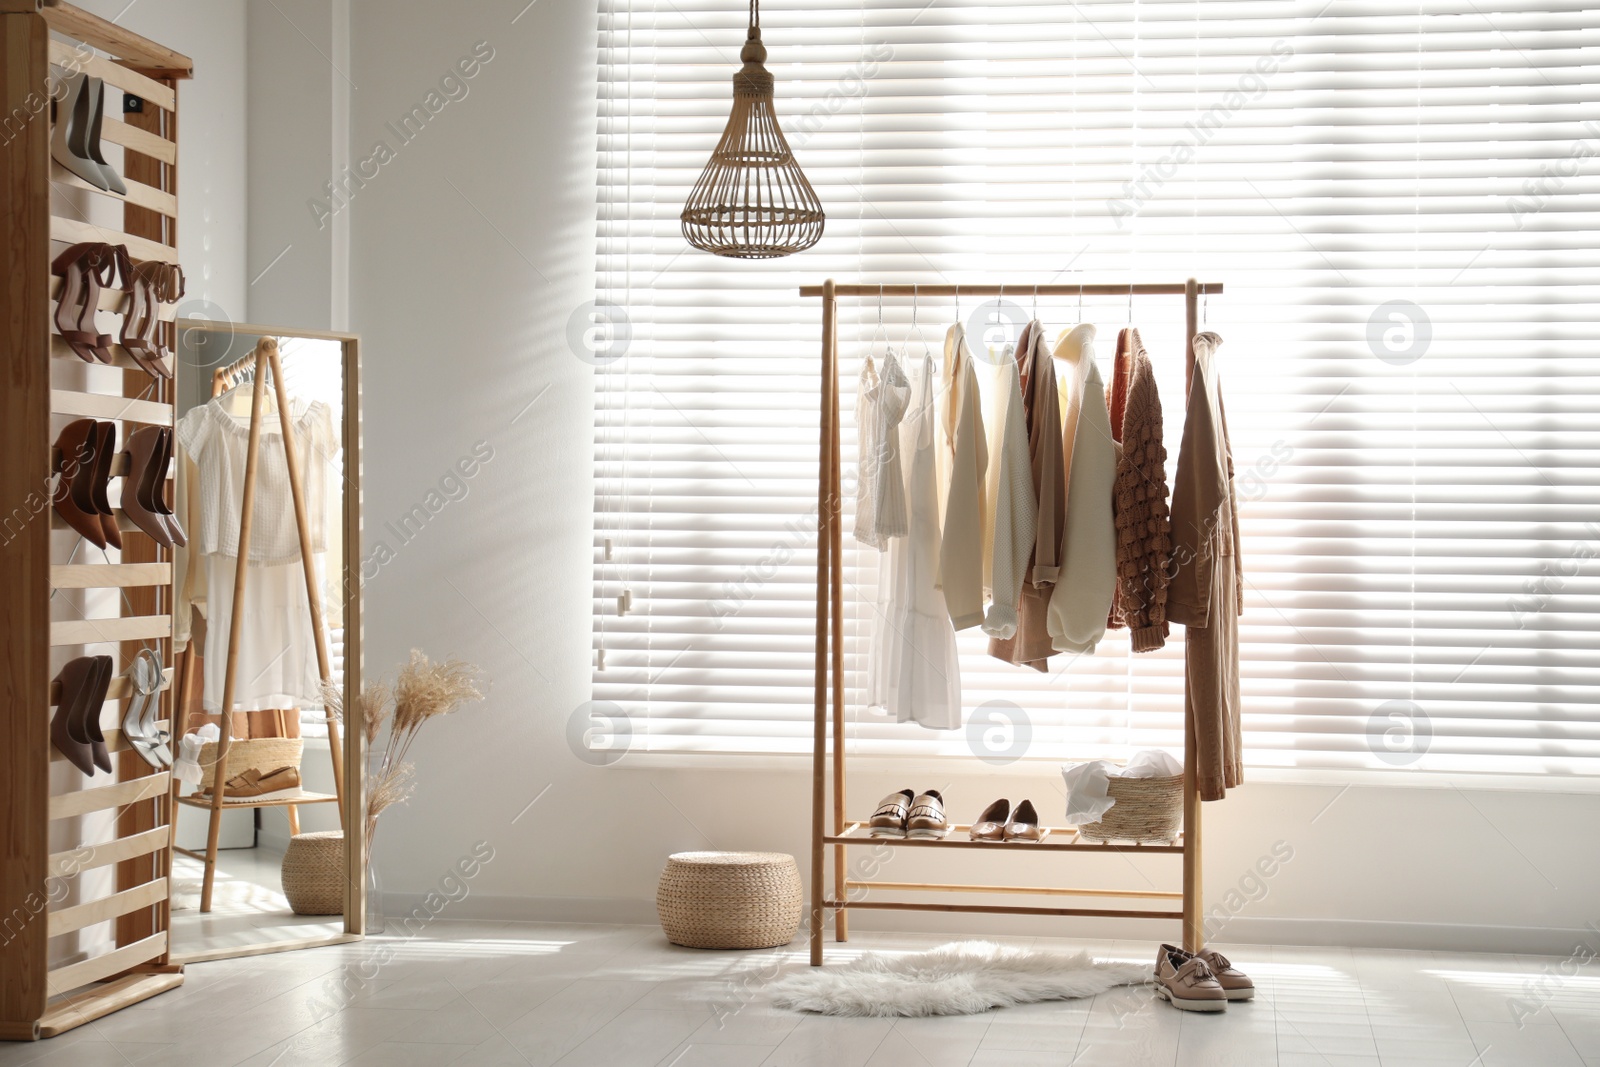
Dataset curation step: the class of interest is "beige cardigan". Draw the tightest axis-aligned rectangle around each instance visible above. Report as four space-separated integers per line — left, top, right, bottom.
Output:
938 324 988 630
1047 324 1117 655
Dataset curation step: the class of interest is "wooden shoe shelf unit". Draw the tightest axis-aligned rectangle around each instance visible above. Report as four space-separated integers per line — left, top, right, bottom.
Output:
800 279 1222 966
1 1 190 1040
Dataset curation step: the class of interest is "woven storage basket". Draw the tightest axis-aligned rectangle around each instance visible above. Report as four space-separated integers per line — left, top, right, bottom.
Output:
656 851 802 949
197 737 303 792
281 831 344 915
1077 773 1184 843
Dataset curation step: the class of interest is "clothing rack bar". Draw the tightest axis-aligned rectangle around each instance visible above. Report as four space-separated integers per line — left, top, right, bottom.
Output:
799 282 1223 299
807 276 1211 967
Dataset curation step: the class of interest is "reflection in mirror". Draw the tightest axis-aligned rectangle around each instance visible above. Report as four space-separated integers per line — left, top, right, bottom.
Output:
168 323 362 960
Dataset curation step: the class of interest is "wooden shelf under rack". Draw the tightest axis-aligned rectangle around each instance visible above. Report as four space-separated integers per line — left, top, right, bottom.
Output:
825 821 1184 853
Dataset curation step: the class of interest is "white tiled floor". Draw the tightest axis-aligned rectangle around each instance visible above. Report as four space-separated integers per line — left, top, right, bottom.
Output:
7 922 1598 1066
168 845 344 957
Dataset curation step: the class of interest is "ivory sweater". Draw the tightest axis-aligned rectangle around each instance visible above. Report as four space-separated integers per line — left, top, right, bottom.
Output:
937 324 988 630
981 336 1038 640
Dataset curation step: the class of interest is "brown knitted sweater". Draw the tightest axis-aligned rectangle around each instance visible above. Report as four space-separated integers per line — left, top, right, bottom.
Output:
1108 329 1172 652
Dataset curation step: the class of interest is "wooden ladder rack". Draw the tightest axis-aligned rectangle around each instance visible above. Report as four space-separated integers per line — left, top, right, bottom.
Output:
1 0 191 1040
800 278 1222 966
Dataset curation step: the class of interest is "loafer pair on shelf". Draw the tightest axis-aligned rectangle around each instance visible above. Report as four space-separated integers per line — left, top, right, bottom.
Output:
1154 944 1254 1012
51 69 125 195
869 789 948 839
969 798 1043 843
52 241 185 379
53 419 185 549
200 765 300 799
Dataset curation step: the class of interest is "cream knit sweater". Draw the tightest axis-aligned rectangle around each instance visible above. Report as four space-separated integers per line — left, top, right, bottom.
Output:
1047 325 1117 655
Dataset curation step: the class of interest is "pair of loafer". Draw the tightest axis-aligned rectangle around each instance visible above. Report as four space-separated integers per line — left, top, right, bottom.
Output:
51 69 126 194
53 419 185 549
201 765 301 799
1154 944 1254 1011
52 656 114 776
868 789 949 839
969 799 1043 843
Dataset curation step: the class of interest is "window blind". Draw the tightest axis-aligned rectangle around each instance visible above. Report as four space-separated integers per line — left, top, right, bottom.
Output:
591 0 1600 776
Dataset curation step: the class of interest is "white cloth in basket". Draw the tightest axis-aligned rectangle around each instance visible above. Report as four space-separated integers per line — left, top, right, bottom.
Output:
1061 749 1182 825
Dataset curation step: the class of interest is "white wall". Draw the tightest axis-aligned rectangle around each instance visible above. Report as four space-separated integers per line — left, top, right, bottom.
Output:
201 0 1600 955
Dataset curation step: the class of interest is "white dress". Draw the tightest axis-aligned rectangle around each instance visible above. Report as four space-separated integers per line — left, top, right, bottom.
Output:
867 354 962 729
175 396 337 713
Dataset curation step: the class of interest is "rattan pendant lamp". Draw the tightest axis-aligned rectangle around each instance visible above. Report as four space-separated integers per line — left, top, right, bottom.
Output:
680 0 825 258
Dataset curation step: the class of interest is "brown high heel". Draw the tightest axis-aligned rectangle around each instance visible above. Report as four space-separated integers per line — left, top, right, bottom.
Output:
122 260 165 378
152 427 184 546
80 655 114 773
51 657 99 775
53 419 107 548
121 426 173 547
89 421 121 550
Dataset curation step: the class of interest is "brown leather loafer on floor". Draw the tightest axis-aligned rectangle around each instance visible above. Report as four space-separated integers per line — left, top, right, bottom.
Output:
1154 944 1227 1012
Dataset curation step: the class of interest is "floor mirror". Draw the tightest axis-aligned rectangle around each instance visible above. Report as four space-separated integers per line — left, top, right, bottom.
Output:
167 320 364 962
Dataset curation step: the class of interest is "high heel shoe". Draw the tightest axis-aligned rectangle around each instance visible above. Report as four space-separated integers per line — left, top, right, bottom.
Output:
122 426 174 548
153 428 184 546
81 655 114 773
51 657 100 775
53 420 107 548
83 77 127 195
123 649 170 769
90 421 121 550
50 71 110 191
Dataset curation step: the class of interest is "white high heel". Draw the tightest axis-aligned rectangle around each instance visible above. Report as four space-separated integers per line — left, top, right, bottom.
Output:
51 70 110 191
84 77 128 195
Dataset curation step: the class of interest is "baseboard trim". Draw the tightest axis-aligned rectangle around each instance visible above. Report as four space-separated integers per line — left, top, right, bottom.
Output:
371 892 1593 956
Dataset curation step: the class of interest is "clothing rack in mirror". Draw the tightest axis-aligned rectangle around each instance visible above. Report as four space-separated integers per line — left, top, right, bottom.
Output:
799 277 1223 967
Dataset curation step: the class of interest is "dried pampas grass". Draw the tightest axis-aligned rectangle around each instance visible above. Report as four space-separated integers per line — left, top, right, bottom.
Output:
352 651 484 848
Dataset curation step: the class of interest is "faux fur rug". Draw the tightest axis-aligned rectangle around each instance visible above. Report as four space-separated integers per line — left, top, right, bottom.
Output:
769 941 1151 1017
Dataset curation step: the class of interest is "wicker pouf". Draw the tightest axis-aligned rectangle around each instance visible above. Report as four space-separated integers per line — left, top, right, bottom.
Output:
1078 773 1184 843
281 831 344 915
656 851 802 949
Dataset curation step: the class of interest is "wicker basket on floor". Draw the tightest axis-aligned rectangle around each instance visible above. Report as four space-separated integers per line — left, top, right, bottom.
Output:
1077 773 1184 843
196 737 303 792
281 831 344 915
656 851 802 950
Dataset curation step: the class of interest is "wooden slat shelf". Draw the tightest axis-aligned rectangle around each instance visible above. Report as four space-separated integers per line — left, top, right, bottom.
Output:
50 162 176 218
46 39 177 111
176 789 337 810
40 0 194 76
48 773 169 822
46 932 167 998
51 563 171 590
50 389 173 426
50 274 179 318
50 216 175 266
824 899 1186 921
7 1 189 1037
47 723 168 763
824 822 1185 854
50 615 171 647
48 827 170 879
843 880 1184 900
93 116 176 167
47 878 167 937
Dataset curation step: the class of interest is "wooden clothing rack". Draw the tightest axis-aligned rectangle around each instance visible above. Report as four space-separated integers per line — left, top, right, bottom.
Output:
1 0 192 1038
171 336 348 913
799 278 1223 966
